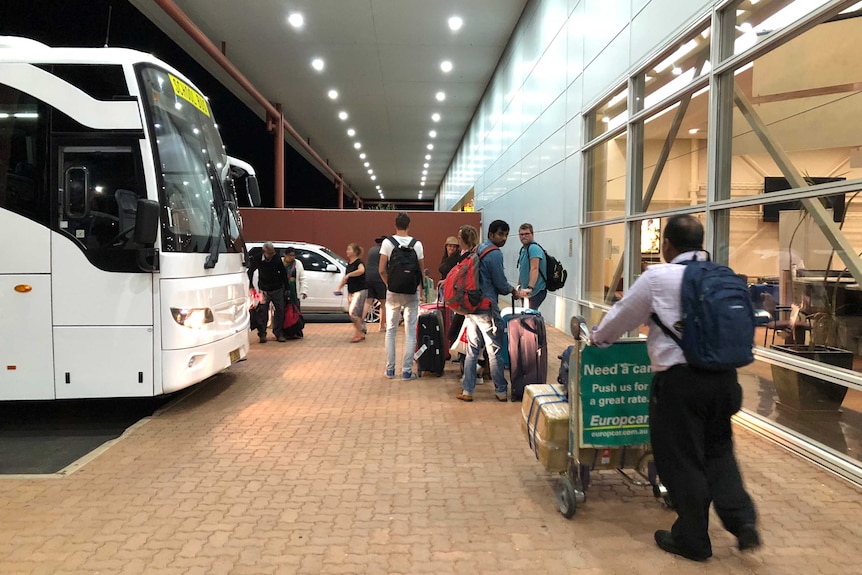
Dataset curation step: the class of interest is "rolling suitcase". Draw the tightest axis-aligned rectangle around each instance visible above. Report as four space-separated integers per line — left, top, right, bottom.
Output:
507 299 548 401
420 289 451 359
416 308 446 377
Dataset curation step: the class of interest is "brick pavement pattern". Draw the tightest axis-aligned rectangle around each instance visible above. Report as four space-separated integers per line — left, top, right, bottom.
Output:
0 320 861 574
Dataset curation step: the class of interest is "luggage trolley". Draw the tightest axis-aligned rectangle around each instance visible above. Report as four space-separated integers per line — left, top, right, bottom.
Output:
554 317 669 518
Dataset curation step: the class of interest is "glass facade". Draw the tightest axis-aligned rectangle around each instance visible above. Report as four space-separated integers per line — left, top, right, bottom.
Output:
580 0 862 473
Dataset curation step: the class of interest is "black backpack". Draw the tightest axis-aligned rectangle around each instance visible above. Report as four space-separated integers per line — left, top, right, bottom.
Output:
651 255 755 371
520 242 567 292
386 236 422 294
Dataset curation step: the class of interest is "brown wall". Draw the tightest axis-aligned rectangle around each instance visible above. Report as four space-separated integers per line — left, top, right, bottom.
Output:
239 208 483 282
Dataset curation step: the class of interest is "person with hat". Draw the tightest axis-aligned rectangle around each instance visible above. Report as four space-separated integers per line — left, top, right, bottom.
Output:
364 235 387 332
439 235 462 282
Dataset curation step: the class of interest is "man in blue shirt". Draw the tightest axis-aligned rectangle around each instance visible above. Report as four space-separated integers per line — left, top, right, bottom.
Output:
517 223 547 310
457 220 529 402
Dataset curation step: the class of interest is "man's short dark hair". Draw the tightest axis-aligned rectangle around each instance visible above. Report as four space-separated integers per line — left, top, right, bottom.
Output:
664 214 703 253
284 246 296 255
395 212 410 231
488 220 510 235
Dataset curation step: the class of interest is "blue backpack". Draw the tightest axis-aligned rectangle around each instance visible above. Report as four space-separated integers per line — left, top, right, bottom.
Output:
651 255 755 371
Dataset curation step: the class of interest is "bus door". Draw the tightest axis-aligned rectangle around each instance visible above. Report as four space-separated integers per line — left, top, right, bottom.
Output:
51 142 155 398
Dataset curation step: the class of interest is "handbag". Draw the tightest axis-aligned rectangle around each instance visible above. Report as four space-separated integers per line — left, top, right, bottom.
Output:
450 323 469 356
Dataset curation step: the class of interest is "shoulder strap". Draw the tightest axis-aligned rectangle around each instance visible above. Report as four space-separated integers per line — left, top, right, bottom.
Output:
650 312 682 347
387 236 398 248
407 238 417 249
478 245 498 259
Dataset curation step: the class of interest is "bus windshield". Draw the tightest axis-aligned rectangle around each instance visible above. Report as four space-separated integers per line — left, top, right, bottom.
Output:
137 65 241 255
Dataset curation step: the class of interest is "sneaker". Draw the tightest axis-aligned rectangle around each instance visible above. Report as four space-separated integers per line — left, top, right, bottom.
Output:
277 336 287 342
736 524 761 552
495 393 508 402
456 392 473 402
259 336 267 344
402 371 417 380
654 530 710 562
384 369 395 379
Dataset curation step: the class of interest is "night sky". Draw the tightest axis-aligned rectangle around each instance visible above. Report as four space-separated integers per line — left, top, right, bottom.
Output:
0 0 349 208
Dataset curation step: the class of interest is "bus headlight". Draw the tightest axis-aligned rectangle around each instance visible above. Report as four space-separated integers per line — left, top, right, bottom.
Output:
171 307 214 328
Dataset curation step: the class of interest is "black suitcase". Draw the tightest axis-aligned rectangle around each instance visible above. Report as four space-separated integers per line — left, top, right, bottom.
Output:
416 309 446 377
507 312 548 401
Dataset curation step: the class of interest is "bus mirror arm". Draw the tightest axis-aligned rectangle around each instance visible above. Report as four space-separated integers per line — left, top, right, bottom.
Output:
136 248 159 272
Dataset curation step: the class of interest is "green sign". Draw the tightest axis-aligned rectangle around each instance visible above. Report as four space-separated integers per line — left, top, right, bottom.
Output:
579 342 652 447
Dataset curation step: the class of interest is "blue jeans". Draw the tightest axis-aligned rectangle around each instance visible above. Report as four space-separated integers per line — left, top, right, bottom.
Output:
462 311 508 395
385 291 419 374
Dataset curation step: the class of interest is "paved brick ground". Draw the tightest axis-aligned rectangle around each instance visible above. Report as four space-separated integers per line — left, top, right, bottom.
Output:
0 320 860 574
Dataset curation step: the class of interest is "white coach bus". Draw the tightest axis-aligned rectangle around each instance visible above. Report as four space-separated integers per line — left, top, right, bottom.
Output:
0 36 261 400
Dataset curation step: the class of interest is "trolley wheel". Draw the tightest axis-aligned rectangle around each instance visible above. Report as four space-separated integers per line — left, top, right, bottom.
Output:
556 476 578 518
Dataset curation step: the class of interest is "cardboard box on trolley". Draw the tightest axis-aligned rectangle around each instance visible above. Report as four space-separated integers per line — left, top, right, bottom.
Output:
521 384 569 472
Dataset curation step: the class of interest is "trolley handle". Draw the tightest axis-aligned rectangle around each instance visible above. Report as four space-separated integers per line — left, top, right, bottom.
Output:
571 315 591 344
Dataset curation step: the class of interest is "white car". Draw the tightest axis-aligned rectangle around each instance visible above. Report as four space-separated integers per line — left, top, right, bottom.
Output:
246 241 349 313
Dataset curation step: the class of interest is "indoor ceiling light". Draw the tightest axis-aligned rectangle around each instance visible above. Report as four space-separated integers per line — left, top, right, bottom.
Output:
427 144 434 150
435 91 446 102
448 16 463 31
431 113 441 122
423 163 429 168
359 153 366 159
425 154 431 160
328 89 338 100
288 12 304 28
364 162 370 167
688 128 700 134
422 170 428 175
376 185 381 189
353 142 362 149
429 130 437 138
368 169 374 174
371 175 377 181
311 58 324 71
440 60 453 73
347 128 356 137
338 111 348 120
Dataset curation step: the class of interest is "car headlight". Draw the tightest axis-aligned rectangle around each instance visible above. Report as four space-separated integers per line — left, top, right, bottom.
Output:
170 307 214 328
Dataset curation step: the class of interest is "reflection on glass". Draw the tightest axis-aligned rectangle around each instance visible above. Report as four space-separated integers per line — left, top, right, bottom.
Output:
727 13 862 199
738 360 862 465
639 86 710 212
729 0 847 57
585 132 627 222
588 87 627 140
641 26 711 111
583 223 625 304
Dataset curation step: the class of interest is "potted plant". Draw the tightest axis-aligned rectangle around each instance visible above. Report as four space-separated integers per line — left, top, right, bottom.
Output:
770 196 856 412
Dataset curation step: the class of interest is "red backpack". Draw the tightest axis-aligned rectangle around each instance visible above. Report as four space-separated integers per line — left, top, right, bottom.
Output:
443 245 499 314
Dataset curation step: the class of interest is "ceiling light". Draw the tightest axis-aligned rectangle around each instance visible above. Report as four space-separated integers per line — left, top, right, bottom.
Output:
423 163 429 168
448 16 463 31
440 60 453 73
376 185 381 189
288 12 304 28
311 58 324 71
429 130 437 138
427 144 434 150
347 128 356 137
688 128 700 134
364 162 370 167
359 153 366 159
422 170 428 175
338 111 348 120
672 66 683 75
435 91 446 102
368 169 374 174
371 175 377 181
328 89 338 100
425 154 431 160
431 113 441 122
353 142 362 149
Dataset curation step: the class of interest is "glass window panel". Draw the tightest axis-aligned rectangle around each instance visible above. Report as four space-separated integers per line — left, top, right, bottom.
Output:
738 361 862 466
583 223 626 305
728 0 855 58
639 87 710 213
722 201 862 375
587 87 627 141
585 132 627 222
641 26 711 111
726 13 862 199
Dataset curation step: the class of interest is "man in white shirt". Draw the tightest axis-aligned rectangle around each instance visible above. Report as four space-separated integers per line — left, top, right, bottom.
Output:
379 212 425 380
591 214 759 562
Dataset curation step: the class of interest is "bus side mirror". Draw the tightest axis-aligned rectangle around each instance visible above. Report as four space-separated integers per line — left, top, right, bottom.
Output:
134 199 160 245
247 176 262 207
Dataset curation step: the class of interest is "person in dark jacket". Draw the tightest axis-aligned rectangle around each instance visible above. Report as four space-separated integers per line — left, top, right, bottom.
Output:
438 235 461 281
248 241 288 343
